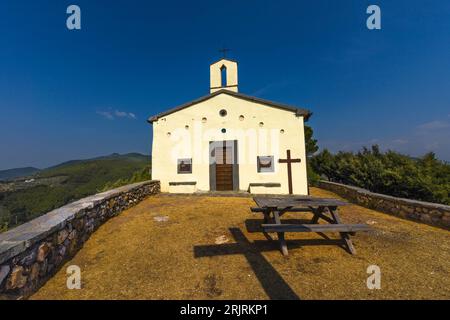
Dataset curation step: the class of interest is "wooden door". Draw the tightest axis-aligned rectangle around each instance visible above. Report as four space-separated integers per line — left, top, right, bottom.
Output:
215 146 233 191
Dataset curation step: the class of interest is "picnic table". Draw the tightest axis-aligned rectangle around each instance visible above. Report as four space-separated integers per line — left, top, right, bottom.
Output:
251 196 371 256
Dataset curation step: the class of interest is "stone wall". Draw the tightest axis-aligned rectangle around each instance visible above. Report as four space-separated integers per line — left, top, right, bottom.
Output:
318 181 450 230
0 180 160 299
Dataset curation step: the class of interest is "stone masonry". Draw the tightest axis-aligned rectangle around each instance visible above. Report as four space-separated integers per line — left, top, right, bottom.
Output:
0 180 160 299
318 181 450 230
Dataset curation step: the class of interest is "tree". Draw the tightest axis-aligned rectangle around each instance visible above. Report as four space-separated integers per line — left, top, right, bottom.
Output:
304 125 319 157
304 125 320 185
309 145 450 205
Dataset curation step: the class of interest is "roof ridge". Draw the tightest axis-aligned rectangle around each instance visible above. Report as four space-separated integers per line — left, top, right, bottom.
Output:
147 89 312 123
210 58 239 65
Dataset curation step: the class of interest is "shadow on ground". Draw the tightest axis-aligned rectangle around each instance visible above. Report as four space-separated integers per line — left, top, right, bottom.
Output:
194 227 300 300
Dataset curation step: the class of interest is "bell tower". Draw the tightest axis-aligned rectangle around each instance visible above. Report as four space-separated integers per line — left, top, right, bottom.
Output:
210 59 238 93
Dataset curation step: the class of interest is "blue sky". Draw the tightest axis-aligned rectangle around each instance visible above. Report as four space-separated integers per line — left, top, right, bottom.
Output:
1 0 449 169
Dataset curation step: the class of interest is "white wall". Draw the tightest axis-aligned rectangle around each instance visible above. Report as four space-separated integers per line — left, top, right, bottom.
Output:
210 59 238 93
151 92 308 195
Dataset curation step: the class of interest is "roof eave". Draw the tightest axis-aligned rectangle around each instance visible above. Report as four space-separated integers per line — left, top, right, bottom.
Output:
210 58 239 65
147 89 312 124
297 110 312 121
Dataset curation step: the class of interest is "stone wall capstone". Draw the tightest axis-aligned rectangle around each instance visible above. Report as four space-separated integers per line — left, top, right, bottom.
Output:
0 180 160 299
318 181 450 230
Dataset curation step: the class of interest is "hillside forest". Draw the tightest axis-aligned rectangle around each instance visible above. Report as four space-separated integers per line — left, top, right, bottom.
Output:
0 153 151 232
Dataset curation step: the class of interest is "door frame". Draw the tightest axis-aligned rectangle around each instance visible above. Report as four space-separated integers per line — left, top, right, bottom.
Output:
209 140 239 191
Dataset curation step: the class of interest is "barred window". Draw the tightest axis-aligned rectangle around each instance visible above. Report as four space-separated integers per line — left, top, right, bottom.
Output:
177 158 192 174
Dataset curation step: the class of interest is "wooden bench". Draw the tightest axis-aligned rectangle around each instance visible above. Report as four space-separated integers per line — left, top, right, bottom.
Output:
261 223 371 233
248 183 281 187
168 181 197 193
248 183 282 194
252 196 371 256
168 181 197 186
251 207 311 213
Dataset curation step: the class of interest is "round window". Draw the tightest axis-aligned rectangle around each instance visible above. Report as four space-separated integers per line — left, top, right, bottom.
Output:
280 129 285 134
202 117 207 123
239 115 245 121
221 128 226 133
259 122 264 127
185 125 189 130
219 109 227 117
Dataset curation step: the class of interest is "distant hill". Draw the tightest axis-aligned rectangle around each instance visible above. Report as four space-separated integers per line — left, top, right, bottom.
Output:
47 152 149 171
0 153 151 232
0 167 41 181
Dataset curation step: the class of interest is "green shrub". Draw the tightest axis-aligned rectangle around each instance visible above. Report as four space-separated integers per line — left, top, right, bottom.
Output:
310 146 450 205
307 163 320 186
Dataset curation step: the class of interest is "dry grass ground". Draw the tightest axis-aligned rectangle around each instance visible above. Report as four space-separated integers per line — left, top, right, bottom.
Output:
32 188 450 300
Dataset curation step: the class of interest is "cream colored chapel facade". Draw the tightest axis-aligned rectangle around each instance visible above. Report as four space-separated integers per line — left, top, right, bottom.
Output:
148 58 311 194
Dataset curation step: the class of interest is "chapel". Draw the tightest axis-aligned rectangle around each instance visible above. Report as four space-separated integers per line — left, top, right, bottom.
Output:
148 58 311 194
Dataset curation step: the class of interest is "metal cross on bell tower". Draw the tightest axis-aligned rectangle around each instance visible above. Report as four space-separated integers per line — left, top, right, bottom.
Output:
219 47 231 58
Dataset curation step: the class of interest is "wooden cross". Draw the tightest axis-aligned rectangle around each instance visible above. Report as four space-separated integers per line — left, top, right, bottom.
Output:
219 47 231 58
278 149 301 194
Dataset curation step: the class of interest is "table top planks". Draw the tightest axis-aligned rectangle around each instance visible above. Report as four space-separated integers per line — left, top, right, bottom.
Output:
253 196 348 209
